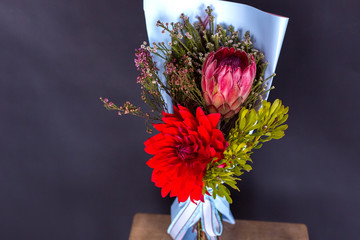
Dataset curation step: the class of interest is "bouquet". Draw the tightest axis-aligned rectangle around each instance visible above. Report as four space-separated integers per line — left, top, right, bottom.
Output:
101 1 288 239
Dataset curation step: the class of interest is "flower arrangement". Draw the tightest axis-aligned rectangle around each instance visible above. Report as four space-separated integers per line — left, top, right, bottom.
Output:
101 4 288 240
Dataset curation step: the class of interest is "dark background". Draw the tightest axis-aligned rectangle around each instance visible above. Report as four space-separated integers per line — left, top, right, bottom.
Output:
1 0 359 239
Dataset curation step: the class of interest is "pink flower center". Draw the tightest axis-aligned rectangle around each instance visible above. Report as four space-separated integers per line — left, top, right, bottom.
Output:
218 56 242 71
177 144 196 161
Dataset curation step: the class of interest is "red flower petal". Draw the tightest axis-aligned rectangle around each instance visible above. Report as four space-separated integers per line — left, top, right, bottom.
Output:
206 113 220 128
198 125 210 145
144 105 227 203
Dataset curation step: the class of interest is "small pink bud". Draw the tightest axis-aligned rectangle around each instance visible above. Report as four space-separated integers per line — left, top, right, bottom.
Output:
217 163 227 168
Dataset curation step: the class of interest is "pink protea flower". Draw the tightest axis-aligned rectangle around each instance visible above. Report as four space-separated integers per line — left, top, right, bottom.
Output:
201 47 256 118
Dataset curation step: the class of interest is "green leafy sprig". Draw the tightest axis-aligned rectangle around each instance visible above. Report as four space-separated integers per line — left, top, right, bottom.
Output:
203 99 289 203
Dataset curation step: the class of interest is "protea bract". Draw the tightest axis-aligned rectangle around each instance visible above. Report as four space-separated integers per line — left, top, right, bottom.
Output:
201 47 256 118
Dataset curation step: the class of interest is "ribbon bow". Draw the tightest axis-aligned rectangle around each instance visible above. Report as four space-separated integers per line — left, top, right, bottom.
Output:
167 190 235 240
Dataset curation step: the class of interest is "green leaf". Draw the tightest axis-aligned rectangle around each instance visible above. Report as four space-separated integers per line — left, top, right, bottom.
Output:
239 118 246 130
277 115 289 125
225 181 240 191
234 166 242 176
253 143 263 149
225 194 233 204
270 99 280 115
270 131 285 139
275 124 288 131
244 164 252 172
239 160 246 166
212 189 217 199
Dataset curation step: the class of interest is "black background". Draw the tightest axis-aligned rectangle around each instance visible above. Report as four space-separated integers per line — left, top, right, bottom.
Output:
1 0 359 239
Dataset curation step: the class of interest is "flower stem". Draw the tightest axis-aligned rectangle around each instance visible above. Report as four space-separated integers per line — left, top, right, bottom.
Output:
196 220 222 240
197 220 207 240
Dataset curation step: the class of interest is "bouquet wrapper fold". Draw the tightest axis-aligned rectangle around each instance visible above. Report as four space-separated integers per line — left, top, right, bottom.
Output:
168 191 235 240
143 0 288 239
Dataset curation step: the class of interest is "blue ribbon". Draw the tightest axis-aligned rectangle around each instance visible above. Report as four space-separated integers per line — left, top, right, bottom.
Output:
167 190 235 240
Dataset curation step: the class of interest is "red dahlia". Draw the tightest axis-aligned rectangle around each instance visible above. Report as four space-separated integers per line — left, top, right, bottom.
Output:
144 105 228 203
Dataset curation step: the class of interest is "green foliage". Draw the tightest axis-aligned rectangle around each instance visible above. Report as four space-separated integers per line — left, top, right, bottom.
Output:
203 99 289 203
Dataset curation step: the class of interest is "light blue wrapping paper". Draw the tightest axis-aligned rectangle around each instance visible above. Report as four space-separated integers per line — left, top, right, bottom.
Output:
168 193 235 240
